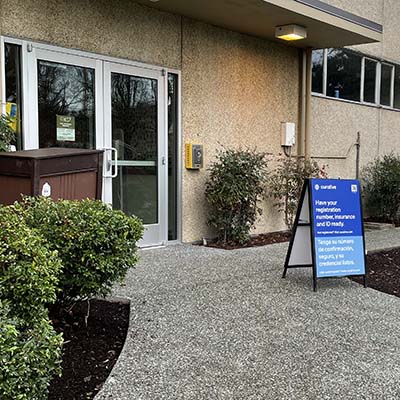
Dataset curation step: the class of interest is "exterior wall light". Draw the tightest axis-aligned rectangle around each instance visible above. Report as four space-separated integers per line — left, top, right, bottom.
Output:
275 24 307 41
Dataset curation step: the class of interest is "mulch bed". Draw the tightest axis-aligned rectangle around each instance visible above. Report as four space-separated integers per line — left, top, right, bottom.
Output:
352 248 400 297
204 231 292 250
48 299 130 400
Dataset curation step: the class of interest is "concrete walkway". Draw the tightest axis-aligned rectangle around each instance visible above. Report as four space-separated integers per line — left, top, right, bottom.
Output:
96 229 400 400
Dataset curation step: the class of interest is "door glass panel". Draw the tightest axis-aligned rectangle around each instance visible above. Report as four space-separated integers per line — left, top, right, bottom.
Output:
5 43 23 150
37 60 95 149
111 72 158 224
168 74 178 240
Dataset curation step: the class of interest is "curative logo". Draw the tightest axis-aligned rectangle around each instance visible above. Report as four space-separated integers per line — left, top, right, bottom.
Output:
314 184 320 191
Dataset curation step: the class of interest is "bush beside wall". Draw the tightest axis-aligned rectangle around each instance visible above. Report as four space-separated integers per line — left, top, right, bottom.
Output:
15 197 144 305
268 158 325 230
0 207 62 400
0 302 63 400
0 198 144 399
205 148 268 244
362 153 400 224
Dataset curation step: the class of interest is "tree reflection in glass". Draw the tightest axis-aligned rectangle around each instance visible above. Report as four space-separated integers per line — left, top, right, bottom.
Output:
111 73 158 224
38 60 95 148
327 49 361 102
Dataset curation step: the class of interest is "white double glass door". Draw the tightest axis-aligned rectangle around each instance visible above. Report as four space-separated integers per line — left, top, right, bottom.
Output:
103 62 167 247
26 45 168 247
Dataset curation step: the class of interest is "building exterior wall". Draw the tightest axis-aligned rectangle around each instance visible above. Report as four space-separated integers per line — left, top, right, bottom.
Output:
311 0 400 184
1 0 182 69
0 0 300 242
181 19 299 241
322 0 383 58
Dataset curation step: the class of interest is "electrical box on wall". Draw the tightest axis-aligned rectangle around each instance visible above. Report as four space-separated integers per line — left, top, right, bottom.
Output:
281 122 296 147
186 143 204 170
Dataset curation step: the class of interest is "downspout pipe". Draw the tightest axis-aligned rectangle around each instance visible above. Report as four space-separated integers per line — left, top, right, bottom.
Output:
304 47 313 159
299 49 307 157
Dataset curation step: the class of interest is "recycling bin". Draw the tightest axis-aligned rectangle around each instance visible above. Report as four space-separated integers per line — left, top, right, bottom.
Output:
0 148 103 205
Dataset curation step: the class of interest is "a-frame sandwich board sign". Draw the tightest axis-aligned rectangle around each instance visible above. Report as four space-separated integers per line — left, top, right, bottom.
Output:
283 178 367 291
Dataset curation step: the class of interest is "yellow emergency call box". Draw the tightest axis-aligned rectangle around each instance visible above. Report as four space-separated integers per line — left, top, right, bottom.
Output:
186 143 204 170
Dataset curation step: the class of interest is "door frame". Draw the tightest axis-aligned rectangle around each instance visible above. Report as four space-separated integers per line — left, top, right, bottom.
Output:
25 46 103 151
104 61 168 247
1 36 182 245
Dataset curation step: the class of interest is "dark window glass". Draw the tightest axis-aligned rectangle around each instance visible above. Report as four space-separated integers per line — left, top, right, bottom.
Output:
168 74 178 241
312 49 324 94
38 60 95 149
394 66 400 109
327 49 361 102
5 43 23 150
381 64 393 107
111 72 158 224
363 59 377 103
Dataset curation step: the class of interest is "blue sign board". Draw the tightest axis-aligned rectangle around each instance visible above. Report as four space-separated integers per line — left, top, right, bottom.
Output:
310 179 366 278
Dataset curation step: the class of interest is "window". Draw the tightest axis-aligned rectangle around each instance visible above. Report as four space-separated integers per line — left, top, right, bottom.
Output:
380 63 394 107
363 58 377 104
312 48 400 111
4 43 23 150
37 60 96 149
394 66 400 109
327 49 362 102
312 49 324 94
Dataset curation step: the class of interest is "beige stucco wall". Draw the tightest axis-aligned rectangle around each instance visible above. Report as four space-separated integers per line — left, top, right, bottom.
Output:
311 97 381 178
311 96 400 177
181 19 299 241
324 0 400 62
1 0 182 69
323 0 383 58
0 0 300 242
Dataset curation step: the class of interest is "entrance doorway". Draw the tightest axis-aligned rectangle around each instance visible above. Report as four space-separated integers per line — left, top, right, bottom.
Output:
8 39 180 246
103 62 167 246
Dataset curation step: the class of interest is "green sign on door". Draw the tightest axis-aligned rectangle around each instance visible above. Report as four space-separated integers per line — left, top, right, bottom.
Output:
56 115 75 141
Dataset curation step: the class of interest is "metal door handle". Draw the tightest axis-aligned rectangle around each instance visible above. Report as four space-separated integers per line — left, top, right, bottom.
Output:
102 147 118 178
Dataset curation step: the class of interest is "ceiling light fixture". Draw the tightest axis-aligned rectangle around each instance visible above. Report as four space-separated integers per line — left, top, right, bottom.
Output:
275 24 307 41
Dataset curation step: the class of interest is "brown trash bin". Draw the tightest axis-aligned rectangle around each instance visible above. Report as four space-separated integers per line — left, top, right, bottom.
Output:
0 148 104 205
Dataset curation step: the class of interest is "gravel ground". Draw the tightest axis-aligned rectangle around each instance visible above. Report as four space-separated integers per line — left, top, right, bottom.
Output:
96 229 400 400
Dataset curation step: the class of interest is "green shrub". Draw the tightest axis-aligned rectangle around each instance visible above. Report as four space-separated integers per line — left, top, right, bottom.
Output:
268 157 326 229
205 147 268 244
16 197 144 304
362 153 400 223
0 207 62 399
0 114 15 152
0 301 62 400
0 206 61 322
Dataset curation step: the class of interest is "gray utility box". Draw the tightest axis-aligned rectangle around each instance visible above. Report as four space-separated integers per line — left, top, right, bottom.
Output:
0 148 103 205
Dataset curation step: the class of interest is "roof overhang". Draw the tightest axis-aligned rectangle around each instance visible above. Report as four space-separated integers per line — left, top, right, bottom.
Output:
134 0 382 48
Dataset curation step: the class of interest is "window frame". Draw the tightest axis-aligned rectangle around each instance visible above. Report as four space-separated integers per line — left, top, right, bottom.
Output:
312 48 400 112
380 62 395 108
361 56 378 105
311 49 326 96
3 41 24 149
393 65 400 110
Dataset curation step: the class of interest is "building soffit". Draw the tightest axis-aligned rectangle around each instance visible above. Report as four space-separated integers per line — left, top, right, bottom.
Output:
134 0 382 48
